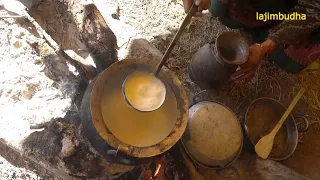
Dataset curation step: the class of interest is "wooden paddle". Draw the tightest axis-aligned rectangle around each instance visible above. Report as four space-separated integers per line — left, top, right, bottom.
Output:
255 87 306 159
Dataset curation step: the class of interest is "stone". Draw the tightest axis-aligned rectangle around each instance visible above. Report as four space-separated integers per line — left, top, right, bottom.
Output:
126 38 164 62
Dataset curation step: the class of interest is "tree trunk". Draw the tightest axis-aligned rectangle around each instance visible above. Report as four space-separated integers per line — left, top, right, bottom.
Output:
30 0 118 74
180 145 310 180
62 0 119 72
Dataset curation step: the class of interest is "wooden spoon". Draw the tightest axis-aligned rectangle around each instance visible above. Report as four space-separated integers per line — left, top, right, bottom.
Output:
255 87 306 159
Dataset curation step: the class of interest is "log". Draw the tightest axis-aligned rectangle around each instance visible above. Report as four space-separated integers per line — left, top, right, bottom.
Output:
0 139 59 179
28 0 118 74
179 145 310 180
61 0 118 73
253 158 310 180
80 4 119 72
2 0 98 82
21 10 97 81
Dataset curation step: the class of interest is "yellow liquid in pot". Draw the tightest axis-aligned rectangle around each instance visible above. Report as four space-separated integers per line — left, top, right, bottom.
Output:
124 72 166 111
100 70 178 147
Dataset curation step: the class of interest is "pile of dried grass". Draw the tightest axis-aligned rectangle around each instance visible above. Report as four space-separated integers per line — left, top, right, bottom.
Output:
297 69 320 124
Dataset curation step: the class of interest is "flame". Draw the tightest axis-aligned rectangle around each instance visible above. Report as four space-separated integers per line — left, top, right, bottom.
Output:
154 164 162 177
149 156 165 180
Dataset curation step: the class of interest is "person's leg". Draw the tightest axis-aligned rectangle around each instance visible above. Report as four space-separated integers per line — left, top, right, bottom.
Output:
243 28 320 73
268 49 306 73
269 29 320 73
208 0 247 29
208 0 283 30
208 0 288 39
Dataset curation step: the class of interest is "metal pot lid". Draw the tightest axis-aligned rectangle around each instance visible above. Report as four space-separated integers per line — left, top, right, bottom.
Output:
181 101 243 168
100 66 178 148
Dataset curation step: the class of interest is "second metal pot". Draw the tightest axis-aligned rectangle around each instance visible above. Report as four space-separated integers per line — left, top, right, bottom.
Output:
243 98 309 160
188 31 249 89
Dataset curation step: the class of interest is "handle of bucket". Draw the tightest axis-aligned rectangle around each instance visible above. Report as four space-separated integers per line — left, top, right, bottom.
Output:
191 89 215 106
216 166 238 178
106 145 136 165
294 114 309 132
106 149 136 165
239 117 250 138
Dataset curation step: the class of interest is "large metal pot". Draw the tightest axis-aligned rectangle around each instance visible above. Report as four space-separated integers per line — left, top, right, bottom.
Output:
242 98 309 160
188 31 249 89
180 92 243 178
80 58 189 165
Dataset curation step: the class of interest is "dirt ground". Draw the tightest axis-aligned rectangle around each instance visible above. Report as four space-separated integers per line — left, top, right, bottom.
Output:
0 0 319 179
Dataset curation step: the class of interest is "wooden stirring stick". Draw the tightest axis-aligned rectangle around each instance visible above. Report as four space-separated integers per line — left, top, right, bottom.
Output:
154 3 198 76
255 87 306 159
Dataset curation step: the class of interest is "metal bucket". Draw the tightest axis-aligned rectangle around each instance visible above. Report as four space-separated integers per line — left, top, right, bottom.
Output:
80 58 189 165
188 31 249 89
